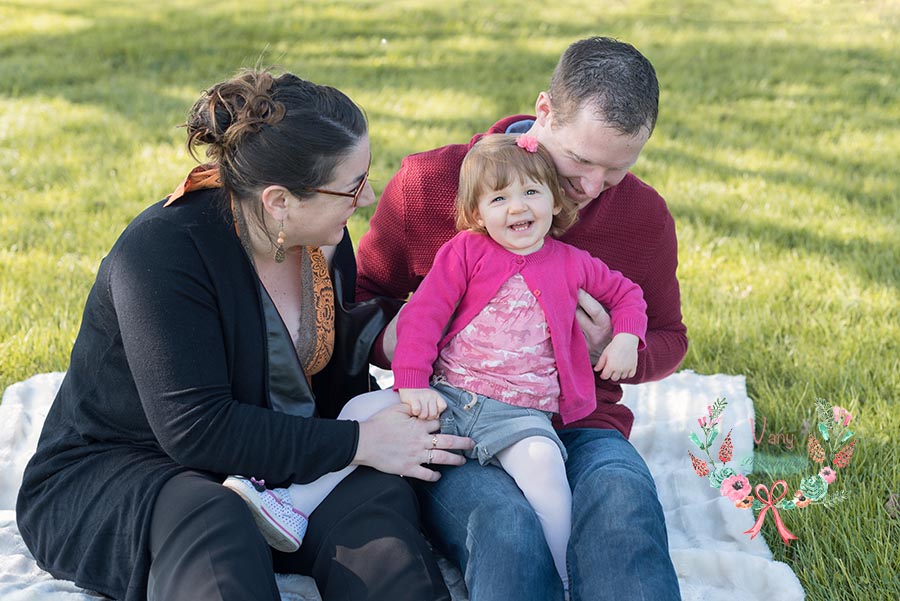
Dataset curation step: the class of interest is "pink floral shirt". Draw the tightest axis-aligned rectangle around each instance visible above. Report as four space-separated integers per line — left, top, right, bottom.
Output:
434 274 561 412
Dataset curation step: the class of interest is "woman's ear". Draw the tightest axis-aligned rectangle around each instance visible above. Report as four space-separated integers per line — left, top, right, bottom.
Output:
259 185 292 221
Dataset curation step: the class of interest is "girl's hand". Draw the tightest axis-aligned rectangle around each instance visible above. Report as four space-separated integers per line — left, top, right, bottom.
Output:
593 333 639 381
353 403 473 481
399 387 448 420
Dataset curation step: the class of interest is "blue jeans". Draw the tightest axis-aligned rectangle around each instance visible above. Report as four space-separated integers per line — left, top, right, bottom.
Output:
414 428 681 601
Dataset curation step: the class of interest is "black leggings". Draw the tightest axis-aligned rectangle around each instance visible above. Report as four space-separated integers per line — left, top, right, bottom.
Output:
148 468 450 601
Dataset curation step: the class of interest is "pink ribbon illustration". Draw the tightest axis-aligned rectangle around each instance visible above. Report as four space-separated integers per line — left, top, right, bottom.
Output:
743 480 798 546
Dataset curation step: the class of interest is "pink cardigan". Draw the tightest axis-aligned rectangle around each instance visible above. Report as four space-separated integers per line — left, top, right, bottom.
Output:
392 231 647 424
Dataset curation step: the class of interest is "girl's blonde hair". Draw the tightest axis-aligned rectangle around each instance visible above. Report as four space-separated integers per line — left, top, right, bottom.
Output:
455 134 578 237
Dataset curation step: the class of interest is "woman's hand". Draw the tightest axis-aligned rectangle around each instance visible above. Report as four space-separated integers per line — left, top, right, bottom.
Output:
353 403 473 481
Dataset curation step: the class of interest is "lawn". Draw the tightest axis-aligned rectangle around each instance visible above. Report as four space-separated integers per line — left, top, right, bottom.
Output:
1 0 898 599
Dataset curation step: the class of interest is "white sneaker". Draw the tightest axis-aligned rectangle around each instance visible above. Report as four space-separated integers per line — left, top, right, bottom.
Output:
223 475 308 552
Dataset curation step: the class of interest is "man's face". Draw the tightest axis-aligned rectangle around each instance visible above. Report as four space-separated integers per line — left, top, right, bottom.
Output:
530 93 650 208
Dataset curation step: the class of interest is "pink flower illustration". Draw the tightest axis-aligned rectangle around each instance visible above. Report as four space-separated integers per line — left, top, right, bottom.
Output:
735 495 754 509
819 466 837 484
720 474 752 502
832 406 852 427
793 491 811 508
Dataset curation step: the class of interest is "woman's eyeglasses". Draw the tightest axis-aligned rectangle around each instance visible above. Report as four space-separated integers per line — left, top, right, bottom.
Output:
304 160 371 208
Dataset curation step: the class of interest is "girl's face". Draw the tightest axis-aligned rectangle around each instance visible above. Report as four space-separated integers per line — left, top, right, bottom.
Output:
474 176 560 255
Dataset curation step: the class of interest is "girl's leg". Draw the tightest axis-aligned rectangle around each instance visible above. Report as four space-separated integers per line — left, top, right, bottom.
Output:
287 389 401 515
496 436 572 591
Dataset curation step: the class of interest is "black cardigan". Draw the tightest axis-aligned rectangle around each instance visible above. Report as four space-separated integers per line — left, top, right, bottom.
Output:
16 188 396 600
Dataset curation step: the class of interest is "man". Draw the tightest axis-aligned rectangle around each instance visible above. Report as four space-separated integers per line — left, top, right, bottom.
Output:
357 37 686 601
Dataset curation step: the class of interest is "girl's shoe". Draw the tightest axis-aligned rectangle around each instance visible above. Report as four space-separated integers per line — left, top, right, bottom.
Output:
223 475 308 552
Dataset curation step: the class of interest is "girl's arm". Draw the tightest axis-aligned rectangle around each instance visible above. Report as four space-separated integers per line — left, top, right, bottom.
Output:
391 235 469 390
580 253 648 347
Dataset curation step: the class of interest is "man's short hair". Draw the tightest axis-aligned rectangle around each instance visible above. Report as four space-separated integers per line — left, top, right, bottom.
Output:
548 36 659 136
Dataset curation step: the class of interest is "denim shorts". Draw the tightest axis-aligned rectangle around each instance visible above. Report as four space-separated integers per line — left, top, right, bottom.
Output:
432 379 567 467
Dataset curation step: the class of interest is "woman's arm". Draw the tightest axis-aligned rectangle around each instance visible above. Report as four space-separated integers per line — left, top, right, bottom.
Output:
110 216 357 485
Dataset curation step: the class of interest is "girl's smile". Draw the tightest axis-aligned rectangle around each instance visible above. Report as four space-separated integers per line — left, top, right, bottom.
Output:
475 177 561 255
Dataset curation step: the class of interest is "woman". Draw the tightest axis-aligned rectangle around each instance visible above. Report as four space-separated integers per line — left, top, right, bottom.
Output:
15 69 469 601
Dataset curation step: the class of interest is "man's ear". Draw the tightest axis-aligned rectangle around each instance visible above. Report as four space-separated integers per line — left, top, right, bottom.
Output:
534 92 554 128
260 185 292 221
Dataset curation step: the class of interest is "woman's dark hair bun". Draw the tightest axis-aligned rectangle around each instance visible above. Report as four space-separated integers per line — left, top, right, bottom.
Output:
180 67 367 212
184 69 286 162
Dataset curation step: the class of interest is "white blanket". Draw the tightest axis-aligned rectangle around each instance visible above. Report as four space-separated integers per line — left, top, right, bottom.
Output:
0 371 804 600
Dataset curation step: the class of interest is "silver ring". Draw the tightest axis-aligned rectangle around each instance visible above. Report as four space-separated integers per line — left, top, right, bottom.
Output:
431 436 439 448
427 448 435 464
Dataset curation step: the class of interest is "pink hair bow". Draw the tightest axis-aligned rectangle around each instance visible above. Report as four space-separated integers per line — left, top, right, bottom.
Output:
516 134 539 153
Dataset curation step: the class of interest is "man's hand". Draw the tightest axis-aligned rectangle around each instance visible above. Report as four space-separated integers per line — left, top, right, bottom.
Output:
399 387 448 420
575 289 614 362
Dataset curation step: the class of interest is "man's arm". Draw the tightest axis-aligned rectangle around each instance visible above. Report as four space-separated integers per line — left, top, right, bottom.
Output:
356 165 416 302
356 164 415 367
577 213 687 384
621 210 687 382
357 147 469 365
374 307 400 366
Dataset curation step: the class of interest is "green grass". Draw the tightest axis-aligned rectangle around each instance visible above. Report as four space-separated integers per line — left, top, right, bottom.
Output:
1 1 898 598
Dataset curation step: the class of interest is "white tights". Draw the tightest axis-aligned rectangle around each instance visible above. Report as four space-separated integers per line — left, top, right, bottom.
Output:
496 436 572 590
286 389 398 515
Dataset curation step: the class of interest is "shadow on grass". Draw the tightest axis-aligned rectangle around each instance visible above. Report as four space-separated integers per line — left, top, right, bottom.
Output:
672 201 899 291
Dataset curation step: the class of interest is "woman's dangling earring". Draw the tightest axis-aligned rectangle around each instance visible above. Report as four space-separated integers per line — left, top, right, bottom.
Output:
274 221 286 263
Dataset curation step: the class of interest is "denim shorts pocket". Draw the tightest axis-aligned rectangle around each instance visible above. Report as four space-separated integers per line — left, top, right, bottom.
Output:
439 412 456 435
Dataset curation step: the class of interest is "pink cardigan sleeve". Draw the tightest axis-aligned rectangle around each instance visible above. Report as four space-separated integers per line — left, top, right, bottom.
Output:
579 250 648 348
391 236 468 389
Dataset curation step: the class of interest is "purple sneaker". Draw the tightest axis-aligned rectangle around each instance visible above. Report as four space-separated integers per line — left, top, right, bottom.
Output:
223 475 308 552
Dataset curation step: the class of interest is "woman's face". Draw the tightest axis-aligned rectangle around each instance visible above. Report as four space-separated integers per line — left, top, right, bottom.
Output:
284 135 374 248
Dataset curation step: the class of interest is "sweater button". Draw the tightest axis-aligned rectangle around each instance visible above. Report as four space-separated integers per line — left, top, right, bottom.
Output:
515 257 525 265
533 289 541 296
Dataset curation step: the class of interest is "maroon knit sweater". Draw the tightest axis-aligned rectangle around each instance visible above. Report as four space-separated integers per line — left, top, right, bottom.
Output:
357 115 688 437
